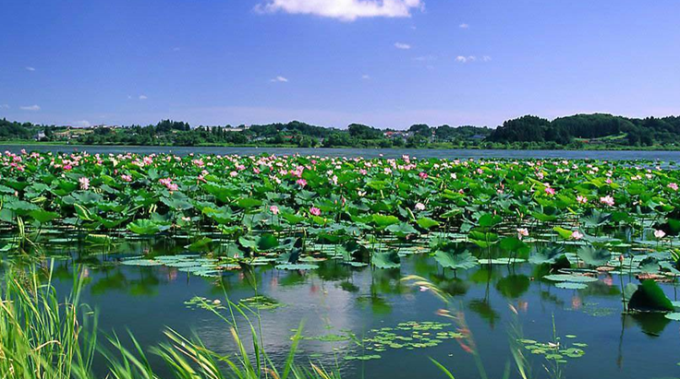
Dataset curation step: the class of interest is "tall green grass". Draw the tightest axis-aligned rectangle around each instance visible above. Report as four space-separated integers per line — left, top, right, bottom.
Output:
0 265 96 379
0 263 340 379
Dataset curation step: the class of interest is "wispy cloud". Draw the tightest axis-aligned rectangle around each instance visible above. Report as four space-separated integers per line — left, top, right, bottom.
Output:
459 23 469 29
255 0 424 22
20 105 40 111
0 104 9 109
455 55 490 63
394 42 411 50
25 66 36 71
270 76 289 83
139 95 148 100
361 74 371 80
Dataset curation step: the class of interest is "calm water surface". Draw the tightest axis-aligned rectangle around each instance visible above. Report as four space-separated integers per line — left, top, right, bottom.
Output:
12 240 679 379
3 144 680 161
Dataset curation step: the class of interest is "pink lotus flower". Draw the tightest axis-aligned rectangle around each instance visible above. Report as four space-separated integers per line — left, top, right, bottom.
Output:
668 183 678 191
419 172 428 179
576 195 588 204
159 178 178 192
270 205 280 215
600 195 615 207
79 177 90 190
571 230 584 240
545 187 556 195
296 178 307 187
415 202 425 211
517 228 529 239
121 174 132 182
654 229 666 239
310 207 321 216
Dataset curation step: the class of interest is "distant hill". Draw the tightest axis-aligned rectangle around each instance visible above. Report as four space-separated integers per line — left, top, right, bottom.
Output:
487 113 680 147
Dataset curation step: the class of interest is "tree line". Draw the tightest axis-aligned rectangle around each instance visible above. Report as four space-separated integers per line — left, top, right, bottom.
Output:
2 113 680 149
487 113 680 147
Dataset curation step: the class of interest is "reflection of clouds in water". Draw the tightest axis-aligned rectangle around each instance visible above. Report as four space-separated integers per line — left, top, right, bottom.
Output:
192 269 358 365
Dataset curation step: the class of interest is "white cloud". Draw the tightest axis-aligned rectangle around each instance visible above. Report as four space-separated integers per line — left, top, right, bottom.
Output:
361 74 371 80
255 0 424 21
139 95 148 100
25 66 36 71
270 76 289 83
73 120 91 127
459 23 469 29
455 55 489 64
394 42 411 50
20 105 40 111
0 104 9 109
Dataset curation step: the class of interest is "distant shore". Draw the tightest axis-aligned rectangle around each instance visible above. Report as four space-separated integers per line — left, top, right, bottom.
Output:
2 140 680 152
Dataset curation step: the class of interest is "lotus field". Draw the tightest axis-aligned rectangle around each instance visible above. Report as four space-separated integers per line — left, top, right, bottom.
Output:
2 150 680 308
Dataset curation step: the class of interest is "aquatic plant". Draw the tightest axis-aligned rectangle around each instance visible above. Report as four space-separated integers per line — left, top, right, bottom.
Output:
3 151 680 322
403 275 589 379
0 264 341 379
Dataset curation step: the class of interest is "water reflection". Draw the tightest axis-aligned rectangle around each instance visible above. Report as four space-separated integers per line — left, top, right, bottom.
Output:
3 241 680 379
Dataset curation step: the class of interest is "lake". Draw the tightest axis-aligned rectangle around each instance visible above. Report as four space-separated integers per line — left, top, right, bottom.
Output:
31 239 680 379
2 150 680 379
3 144 680 161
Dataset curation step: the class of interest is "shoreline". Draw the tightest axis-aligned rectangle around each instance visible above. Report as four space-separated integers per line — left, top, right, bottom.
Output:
2 140 680 152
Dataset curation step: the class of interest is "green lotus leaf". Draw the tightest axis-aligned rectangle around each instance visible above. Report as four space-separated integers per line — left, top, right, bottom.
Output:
576 246 611 267
372 251 401 269
372 214 400 227
28 210 60 223
127 219 161 235
433 250 478 270
543 274 598 283
416 217 440 229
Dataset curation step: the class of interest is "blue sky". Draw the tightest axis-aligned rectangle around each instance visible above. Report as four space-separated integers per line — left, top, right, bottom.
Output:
1 0 679 129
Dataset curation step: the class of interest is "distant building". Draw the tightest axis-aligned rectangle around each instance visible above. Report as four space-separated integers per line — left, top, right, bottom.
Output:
34 131 46 141
53 127 72 140
203 125 250 132
383 131 413 139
